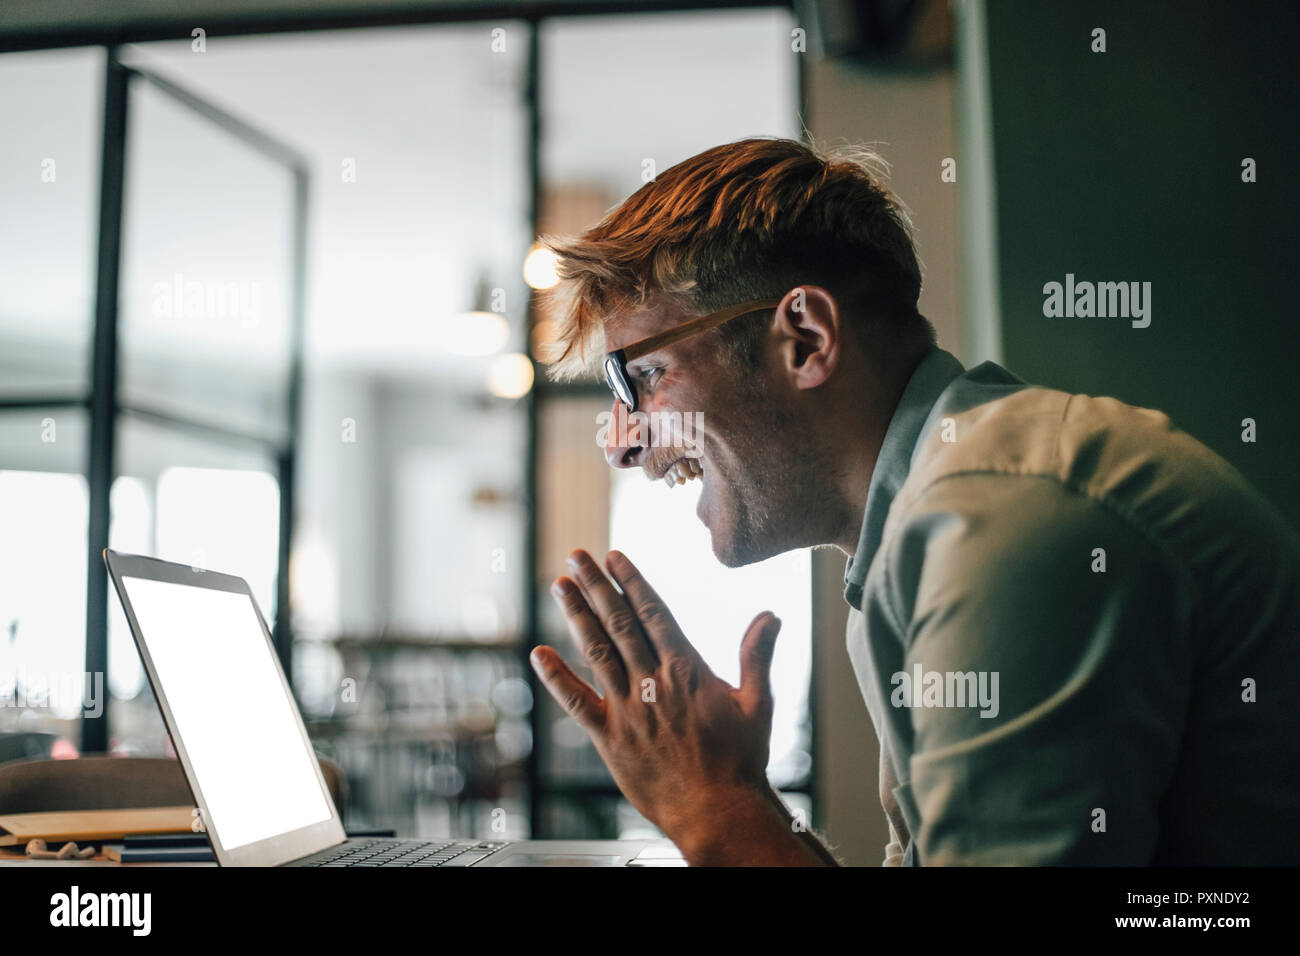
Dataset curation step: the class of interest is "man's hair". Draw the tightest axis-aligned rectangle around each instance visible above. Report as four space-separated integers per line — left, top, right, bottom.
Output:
538 136 936 381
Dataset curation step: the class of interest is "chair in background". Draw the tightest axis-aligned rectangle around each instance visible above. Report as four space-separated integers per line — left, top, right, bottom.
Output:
0 732 58 764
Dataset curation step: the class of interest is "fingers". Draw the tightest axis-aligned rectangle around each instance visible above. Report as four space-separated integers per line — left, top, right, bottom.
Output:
565 549 660 676
529 645 606 735
737 612 782 717
603 550 694 661
551 576 630 697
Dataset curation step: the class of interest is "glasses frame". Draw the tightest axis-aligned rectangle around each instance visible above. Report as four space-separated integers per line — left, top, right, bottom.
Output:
602 298 783 412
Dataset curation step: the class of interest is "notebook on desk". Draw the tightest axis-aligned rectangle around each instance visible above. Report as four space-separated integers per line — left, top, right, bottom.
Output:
103 548 683 867
0 806 195 847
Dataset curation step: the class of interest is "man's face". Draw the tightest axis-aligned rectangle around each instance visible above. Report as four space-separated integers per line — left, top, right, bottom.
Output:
603 300 844 567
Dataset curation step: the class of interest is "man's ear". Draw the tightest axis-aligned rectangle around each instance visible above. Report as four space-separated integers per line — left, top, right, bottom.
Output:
774 285 841 391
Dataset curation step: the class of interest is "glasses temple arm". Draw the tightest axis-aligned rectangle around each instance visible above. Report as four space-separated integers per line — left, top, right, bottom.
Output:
621 298 781 361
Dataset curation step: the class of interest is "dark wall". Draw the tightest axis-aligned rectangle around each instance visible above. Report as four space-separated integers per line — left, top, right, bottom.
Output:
984 0 1298 529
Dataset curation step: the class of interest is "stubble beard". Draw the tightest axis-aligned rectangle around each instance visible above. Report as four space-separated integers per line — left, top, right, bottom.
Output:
710 386 851 568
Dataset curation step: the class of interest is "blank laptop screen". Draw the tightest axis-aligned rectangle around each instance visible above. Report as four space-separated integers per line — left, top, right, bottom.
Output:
122 576 333 850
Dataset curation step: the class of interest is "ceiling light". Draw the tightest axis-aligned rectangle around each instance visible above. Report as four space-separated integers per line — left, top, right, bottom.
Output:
486 352 534 399
523 244 559 290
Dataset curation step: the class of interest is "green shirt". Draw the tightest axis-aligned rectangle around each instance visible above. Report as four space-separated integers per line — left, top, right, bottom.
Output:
844 347 1300 865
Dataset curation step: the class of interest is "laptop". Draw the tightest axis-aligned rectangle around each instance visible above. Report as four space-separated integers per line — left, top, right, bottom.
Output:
103 548 685 867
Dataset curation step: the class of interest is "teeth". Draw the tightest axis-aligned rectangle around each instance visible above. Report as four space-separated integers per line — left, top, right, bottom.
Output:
663 457 704 487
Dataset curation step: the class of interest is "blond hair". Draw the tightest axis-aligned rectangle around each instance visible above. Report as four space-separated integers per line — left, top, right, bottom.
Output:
538 136 933 382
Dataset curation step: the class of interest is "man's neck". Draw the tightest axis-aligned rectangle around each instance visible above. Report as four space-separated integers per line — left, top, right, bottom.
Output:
828 353 924 558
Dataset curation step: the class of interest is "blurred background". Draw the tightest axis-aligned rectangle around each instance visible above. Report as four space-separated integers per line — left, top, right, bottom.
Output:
0 1 1293 864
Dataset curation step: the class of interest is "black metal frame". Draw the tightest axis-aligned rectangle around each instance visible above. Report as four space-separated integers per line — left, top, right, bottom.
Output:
522 19 545 838
3 1 814 836
80 48 130 755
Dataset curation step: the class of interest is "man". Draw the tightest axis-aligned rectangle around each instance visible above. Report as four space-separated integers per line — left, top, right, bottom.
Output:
526 137 1300 865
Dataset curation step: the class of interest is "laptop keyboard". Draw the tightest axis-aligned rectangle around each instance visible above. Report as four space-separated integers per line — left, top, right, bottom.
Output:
299 839 510 867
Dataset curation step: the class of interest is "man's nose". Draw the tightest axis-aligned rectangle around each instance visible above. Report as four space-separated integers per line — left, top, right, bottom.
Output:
604 399 645 469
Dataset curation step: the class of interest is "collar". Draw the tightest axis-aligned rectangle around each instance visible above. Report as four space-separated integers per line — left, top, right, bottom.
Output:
842 346 967 610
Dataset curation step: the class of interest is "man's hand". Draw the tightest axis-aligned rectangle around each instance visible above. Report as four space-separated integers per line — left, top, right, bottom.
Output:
530 548 821 864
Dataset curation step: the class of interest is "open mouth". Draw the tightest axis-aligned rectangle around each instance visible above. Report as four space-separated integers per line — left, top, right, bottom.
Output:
659 455 704 488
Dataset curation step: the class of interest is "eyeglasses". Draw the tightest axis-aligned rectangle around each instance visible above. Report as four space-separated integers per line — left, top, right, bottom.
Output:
602 298 782 412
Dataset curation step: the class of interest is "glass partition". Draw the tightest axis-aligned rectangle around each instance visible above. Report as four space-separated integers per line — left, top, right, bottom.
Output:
118 77 295 442
0 407 91 757
0 48 102 400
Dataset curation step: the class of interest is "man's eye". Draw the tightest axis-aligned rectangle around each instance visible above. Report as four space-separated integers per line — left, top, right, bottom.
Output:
641 367 664 387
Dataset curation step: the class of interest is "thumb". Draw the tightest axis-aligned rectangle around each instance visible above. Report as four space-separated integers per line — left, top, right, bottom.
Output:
738 611 782 715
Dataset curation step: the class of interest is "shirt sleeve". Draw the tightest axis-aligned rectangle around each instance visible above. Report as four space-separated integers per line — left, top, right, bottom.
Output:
876 472 1194 864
